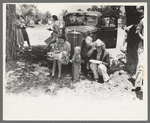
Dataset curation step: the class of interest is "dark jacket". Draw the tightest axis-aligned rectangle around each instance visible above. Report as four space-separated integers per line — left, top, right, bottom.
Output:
88 49 110 68
81 40 92 58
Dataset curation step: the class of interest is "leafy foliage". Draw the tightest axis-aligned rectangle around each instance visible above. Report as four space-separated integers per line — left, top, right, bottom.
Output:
16 4 36 17
87 5 121 16
16 4 52 25
41 11 51 24
34 10 51 24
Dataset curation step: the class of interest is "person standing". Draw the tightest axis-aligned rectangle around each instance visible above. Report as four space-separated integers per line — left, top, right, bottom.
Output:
20 16 32 51
133 6 144 91
70 46 82 83
45 15 61 52
16 14 25 53
136 6 144 59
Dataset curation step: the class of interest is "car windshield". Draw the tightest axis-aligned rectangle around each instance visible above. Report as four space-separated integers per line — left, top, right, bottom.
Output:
65 13 98 26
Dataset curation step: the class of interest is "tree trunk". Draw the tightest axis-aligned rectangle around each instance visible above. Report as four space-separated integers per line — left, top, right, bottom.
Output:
124 6 139 76
6 4 17 61
125 6 137 26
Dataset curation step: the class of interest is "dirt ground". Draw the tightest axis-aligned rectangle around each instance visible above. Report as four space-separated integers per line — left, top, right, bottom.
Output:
4 24 143 101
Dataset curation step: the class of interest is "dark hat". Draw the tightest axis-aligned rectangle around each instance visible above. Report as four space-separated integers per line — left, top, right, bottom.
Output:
52 15 58 21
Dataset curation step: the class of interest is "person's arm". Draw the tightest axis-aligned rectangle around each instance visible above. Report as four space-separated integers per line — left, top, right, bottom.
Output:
137 32 144 41
67 42 71 53
87 49 96 61
70 54 75 63
122 33 127 46
17 20 26 28
136 19 144 41
75 54 81 63
87 46 96 57
16 20 22 28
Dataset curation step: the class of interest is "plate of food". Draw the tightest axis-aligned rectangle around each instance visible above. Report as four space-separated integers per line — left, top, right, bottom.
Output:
89 59 102 64
54 50 61 53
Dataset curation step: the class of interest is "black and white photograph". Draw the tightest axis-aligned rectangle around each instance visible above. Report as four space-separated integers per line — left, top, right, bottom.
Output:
3 2 148 120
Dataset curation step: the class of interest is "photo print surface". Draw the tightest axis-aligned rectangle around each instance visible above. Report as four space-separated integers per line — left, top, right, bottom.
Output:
3 2 148 120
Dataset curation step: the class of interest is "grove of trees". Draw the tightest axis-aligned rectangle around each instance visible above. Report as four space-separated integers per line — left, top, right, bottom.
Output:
16 4 52 26
87 5 121 16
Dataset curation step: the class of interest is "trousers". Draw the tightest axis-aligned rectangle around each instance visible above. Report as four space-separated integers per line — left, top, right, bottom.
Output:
72 62 81 81
135 49 144 88
90 63 109 82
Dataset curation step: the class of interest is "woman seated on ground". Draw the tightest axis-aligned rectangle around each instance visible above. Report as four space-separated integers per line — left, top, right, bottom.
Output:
87 39 111 84
49 34 71 83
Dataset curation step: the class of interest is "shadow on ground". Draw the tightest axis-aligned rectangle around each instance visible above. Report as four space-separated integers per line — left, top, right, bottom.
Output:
5 46 75 95
5 46 141 100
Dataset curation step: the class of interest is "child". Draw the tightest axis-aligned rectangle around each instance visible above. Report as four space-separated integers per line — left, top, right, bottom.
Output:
59 51 70 65
48 38 62 60
70 46 81 82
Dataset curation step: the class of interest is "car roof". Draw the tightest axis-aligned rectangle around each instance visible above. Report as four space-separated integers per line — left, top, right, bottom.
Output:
85 11 102 16
66 11 102 17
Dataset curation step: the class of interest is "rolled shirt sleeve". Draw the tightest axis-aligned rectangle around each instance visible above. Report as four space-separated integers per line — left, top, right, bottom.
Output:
136 18 144 35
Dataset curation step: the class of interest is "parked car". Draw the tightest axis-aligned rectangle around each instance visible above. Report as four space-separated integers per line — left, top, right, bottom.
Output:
64 11 118 57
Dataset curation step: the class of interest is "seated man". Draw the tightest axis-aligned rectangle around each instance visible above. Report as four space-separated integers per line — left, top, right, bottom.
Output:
87 39 110 83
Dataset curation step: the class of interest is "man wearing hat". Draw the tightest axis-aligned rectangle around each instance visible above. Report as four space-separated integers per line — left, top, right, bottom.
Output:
88 39 110 83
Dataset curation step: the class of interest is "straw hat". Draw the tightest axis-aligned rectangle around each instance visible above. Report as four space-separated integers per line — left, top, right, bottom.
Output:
90 39 106 49
95 39 105 46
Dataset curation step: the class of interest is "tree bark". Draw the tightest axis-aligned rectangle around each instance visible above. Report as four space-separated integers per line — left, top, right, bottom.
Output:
124 6 140 76
6 4 17 61
125 6 137 26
